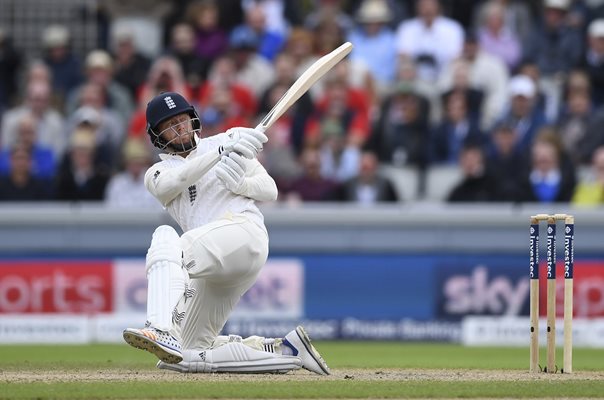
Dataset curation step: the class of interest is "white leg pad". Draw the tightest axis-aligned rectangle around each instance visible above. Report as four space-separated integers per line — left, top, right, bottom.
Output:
211 334 283 354
157 343 302 373
146 225 187 332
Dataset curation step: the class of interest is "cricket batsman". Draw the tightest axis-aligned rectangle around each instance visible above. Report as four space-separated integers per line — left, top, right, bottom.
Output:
123 92 330 374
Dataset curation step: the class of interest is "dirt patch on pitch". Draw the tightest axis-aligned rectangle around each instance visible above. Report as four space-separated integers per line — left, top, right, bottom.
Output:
2 368 604 383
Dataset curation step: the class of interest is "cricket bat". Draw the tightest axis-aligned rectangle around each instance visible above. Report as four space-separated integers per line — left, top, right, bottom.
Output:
256 41 353 132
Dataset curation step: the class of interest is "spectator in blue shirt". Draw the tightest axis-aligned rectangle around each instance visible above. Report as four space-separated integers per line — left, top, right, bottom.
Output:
0 143 52 201
347 0 398 95
515 127 576 203
431 92 483 165
41 25 83 107
0 113 55 179
231 4 286 62
523 0 583 78
497 75 547 153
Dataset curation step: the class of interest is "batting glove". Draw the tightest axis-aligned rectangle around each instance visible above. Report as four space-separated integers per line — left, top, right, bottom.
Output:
215 152 248 195
219 127 267 159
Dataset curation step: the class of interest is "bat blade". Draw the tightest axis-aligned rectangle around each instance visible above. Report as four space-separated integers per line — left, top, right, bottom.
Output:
256 41 353 132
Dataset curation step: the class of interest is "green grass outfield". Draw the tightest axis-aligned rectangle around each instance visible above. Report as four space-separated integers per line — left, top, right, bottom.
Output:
1 342 604 399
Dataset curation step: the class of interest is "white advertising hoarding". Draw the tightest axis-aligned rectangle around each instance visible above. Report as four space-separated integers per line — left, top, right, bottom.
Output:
462 316 604 347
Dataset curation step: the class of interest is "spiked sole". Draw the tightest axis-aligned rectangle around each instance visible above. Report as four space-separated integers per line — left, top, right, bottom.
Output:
295 326 330 375
123 330 183 364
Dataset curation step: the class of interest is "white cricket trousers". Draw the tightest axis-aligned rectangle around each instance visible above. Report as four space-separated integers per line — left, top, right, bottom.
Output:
176 214 268 350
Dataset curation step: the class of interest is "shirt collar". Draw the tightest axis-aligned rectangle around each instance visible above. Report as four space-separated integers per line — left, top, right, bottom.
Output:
159 153 184 161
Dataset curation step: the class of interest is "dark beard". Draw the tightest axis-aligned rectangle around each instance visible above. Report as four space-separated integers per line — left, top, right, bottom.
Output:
167 138 195 154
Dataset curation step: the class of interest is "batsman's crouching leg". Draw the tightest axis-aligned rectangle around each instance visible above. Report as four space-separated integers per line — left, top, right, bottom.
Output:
156 343 302 373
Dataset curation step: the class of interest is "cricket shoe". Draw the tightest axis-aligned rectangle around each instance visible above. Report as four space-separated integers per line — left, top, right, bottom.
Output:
123 327 182 364
283 326 330 375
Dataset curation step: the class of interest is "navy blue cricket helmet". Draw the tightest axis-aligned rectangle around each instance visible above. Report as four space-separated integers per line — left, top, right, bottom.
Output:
146 92 201 153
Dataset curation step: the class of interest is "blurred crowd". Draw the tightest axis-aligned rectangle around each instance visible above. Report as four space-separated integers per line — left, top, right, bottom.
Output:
2 0 604 207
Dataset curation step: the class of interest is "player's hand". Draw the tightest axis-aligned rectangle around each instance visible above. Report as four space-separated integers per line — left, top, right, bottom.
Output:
215 152 248 195
219 127 268 159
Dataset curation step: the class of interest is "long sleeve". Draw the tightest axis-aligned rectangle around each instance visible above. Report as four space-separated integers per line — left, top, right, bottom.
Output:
239 158 278 202
144 150 221 207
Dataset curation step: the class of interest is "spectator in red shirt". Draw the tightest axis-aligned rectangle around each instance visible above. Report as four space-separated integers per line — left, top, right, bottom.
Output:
305 74 370 149
259 52 315 155
305 75 370 182
128 56 193 140
198 84 250 137
197 55 257 119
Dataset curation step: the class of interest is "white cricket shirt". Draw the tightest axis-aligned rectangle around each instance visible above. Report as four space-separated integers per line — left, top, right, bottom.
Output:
144 132 266 234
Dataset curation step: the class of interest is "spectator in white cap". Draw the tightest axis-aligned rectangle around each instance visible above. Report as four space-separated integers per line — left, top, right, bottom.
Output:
581 19 604 107
66 81 126 171
496 74 547 153
65 49 134 129
41 24 83 104
347 0 398 95
509 74 536 98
